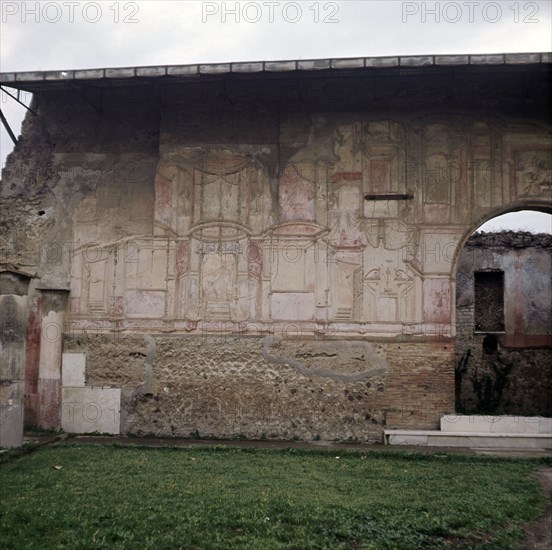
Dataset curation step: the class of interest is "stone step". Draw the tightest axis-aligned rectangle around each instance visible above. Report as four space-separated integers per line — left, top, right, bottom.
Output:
384 429 552 449
440 414 552 434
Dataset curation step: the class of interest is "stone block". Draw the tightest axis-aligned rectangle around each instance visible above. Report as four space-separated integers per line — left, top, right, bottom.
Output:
61 387 121 435
0 381 24 448
137 66 166 77
441 415 552 434
386 432 428 445
62 353 86 387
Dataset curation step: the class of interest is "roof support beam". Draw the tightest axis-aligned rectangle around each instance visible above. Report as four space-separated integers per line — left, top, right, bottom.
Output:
0 86 37 115
0 108 18 145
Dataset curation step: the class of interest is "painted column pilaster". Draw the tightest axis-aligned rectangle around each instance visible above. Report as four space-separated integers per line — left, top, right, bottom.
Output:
37 289 69 430
0 271 32 448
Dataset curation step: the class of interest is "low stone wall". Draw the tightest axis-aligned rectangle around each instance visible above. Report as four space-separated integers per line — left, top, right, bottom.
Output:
64 334 454 442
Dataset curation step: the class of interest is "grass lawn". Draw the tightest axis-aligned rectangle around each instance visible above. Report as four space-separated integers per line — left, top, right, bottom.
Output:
0 445 549 549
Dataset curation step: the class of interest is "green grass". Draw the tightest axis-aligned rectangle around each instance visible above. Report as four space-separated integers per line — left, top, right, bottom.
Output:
0 445 549 549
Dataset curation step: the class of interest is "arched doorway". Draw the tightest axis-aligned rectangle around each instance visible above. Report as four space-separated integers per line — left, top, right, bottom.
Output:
453 207 551 416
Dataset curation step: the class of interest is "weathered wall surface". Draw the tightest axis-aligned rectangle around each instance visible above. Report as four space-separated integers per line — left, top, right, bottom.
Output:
0 272 31 447
456 232 552 416
1 65 551 441
63 334 452 440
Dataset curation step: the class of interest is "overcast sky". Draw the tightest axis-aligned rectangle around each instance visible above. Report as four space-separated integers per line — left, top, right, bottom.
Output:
1 0 551 232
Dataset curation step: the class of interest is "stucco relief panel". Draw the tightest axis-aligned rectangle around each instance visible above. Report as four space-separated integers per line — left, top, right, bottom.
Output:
469 122 502 209
279 163 316 222
361 245 421 324
422 124 455 223
154 150 272 236
514 148 552 198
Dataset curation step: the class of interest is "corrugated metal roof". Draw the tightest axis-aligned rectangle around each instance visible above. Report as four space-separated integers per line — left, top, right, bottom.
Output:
1 52 550 88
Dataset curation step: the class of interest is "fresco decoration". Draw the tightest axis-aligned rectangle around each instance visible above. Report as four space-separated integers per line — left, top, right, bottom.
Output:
67 120 551 337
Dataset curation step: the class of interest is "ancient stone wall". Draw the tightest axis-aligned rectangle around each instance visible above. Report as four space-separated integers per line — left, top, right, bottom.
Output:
456 232 552 416
63 334 453 440
1 67 551 442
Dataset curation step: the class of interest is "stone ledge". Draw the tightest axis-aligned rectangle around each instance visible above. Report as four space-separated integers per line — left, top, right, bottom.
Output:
385 430 552 438
441 414 552 434
384 429 552 449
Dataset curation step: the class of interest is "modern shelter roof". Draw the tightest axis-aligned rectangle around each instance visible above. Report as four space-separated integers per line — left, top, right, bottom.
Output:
1 52 550 92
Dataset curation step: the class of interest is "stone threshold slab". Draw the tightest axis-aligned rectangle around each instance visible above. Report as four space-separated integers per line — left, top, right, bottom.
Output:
384 430 552 449
441 414 552 434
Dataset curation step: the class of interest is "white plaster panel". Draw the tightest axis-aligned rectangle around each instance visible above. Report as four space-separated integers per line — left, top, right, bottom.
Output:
441 414 552 434
61 387 121 434
125 290 166 317
136 247 168 290
271 293 314 321
39 311 64 379
62 353 86 387
271 249 306 292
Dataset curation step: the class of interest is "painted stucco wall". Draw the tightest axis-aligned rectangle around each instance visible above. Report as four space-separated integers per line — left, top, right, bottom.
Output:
1 65 550 441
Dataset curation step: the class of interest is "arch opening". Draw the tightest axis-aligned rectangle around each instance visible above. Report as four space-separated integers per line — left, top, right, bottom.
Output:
454 208 552 416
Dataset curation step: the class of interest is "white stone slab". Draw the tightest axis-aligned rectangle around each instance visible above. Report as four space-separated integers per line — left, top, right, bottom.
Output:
387 434 428 446
62 387 121 434
441 415 552 434
62 353 86 387
385 429 552 450
427 435 552 450
0 381 24 448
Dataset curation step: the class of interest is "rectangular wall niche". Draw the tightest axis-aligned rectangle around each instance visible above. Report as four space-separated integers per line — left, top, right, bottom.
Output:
474 270 505 332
